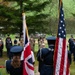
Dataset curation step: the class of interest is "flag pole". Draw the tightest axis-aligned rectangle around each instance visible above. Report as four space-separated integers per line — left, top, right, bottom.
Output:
54 0 70 75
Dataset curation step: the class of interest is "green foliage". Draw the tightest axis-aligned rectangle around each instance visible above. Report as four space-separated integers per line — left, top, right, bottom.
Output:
0 0 51 34
0 0 75 34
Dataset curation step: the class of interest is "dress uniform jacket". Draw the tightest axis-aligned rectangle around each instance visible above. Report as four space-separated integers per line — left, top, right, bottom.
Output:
6 46 23 75
68 38 74 54
37 47 54 75
6 60 23 75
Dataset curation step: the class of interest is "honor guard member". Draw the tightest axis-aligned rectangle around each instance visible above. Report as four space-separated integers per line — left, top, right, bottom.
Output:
68 35 74 54
37 36 56 75
9 40 18 59
5 46 23 75
5 34 12 58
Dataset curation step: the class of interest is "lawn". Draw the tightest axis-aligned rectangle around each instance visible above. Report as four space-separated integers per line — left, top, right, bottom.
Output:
0 34 75 75
0 53 75 75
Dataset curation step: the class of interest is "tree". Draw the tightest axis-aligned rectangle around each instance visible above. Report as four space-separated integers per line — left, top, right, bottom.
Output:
0 0 52 34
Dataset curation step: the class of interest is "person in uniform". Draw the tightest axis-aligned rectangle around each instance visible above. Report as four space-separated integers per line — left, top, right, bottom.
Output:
5 46 23 75
37 36 56 75
5 34 12 58
0 38 4 57
72 39 75 62
68 35 74 54
68 35 75 63
9 39 18 59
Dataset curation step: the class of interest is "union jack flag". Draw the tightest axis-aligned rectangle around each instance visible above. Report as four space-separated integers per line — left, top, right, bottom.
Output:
21 13 34 75
54 0 70 75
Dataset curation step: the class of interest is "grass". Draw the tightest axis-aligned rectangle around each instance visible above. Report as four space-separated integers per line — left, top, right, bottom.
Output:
0 53 75 75
0 34 75 75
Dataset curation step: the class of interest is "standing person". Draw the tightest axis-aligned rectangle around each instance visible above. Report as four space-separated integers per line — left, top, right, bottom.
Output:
68 35 74 63
37 43 45 75
38 37 45 50
5 46 23 75
30 36 35 52
5 34 12 58
68 35 74 54
37 47 54 75
37 36 56 75
72 39 75 62
9 39 18 59
0 38 4 57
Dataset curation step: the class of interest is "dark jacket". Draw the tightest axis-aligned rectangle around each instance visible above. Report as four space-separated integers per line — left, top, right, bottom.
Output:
68 38 74 53
6 60 23 75
37 48 54 75
5 37 12 49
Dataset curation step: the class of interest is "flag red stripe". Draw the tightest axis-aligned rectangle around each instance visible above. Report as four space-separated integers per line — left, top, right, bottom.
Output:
66 59 70 75
59 39 66 75
24 45 31 59
23 62 28 75
54 38 59 75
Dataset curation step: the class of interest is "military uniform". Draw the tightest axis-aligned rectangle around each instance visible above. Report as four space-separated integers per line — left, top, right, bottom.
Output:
37 48 54 75
5 35 12 57
6 46 23 75
6 60 23 75
68 38 75 63
68 38 74 54
37 36 56 75
9 40 18 59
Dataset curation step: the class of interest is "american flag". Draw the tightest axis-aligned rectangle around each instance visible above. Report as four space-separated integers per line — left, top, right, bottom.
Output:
54 0 70 75
21 13 34 75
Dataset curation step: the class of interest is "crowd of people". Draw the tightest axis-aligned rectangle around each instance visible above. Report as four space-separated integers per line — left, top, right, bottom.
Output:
5 34 35 75
0 34 74 75
0 34 20 58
